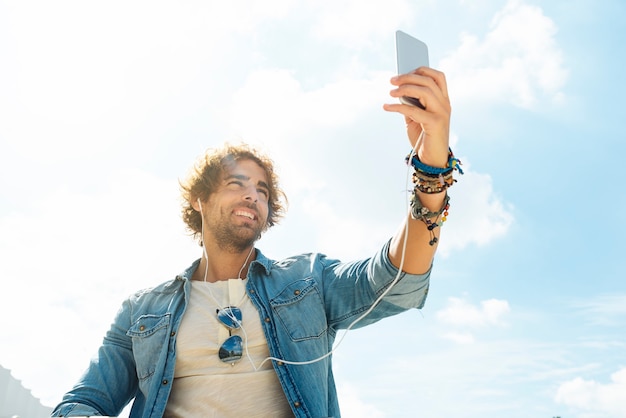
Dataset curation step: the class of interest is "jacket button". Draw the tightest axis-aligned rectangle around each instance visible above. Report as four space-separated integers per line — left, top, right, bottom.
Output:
264 317 271 323
294 401 301 408
162 379 168 385
139 325 145 331
294 290 300 296
171 331 176 336
277 361 284 366
249 289 255 294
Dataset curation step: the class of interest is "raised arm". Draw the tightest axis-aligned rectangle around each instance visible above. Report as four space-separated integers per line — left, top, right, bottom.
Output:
383 67 458 274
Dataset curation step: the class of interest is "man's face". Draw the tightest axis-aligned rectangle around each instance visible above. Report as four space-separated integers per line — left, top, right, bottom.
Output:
199 159 270 252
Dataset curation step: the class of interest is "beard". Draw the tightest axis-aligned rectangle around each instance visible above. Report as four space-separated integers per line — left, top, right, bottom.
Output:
203 206 265 253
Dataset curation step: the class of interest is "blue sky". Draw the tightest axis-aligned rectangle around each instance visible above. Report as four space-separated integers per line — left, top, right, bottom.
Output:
1 0 625 417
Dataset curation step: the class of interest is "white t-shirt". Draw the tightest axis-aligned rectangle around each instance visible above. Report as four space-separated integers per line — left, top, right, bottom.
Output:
163 279 293 418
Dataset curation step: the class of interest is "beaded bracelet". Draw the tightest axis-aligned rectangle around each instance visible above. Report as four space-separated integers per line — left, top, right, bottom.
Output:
410 191 451 246
414 179 455 194
412 170 456 194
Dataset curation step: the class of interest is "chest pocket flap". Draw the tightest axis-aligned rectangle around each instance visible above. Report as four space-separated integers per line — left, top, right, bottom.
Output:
271 278 327 341
127 314 171 337
127 313 171 380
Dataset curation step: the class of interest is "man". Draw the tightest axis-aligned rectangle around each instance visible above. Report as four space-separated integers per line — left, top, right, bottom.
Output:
52 66 455 417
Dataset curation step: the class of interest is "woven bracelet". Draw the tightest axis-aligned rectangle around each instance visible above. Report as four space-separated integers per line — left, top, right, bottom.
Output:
406 154 451 175
406 148 464 176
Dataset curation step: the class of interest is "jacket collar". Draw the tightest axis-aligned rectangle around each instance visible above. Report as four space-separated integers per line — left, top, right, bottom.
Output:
250 247 272 275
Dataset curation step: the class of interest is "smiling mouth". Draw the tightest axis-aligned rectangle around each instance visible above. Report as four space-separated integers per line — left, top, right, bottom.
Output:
233 210 257 221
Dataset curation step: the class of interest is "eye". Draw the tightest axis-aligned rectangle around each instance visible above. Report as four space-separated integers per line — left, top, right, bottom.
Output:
257 188 269 200
227 180 244 188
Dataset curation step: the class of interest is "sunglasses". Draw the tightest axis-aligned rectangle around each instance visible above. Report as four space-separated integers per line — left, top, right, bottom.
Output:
216 306 243 364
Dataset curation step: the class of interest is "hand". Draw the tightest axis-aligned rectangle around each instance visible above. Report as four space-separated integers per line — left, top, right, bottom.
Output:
383 67 451 168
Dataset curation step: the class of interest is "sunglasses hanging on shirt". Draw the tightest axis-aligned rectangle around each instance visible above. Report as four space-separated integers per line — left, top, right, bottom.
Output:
216 306 243 365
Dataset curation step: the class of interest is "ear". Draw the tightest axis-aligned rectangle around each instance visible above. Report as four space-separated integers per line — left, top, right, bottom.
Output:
191 197 202 212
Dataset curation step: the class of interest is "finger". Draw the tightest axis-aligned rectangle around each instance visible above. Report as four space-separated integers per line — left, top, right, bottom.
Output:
383 102 432 127
390 84 445 115
392 68 449 109
415 67 449 100
384 100 449 134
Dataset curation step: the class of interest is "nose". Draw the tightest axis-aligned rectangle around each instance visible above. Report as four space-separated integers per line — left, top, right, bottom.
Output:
243 186 259 203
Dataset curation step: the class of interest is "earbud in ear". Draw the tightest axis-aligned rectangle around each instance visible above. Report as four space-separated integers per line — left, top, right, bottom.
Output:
197 198 202 212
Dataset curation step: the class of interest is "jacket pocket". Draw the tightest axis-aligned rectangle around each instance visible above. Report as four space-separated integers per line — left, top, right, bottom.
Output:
127 313 171 380
271 278 327 341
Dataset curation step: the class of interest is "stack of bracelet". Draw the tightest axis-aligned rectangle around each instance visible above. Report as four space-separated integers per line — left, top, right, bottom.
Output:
406 148 463 246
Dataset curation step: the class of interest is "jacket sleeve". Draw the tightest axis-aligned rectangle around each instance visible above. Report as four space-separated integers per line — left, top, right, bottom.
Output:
323 238 431 330
51 299 138 417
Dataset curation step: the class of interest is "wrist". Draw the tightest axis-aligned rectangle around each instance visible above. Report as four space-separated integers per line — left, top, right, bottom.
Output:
417 150 448 169
405 148 462 246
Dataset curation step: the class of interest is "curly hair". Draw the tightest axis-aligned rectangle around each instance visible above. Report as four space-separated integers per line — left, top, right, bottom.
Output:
180 143 287 244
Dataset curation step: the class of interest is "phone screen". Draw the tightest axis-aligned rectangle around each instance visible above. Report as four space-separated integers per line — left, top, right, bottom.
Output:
396 30 429 74
395 30 429 109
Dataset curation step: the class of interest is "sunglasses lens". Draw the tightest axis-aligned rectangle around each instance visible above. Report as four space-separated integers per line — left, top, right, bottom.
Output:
217 306 242 329
219 335 243 363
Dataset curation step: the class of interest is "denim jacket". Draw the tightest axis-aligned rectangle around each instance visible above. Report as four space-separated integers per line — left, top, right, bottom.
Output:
52 240 430 418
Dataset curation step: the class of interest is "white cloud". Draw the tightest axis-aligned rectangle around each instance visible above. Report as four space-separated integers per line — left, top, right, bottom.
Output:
228 68 389 147
573 294 626 326
555 368 626 418
441 331 476 345
440 0 568 109
437 297 511 328
0 168 198 405
309 0 413 48
337 383 386 418
0 0 296 164
300 195 393 260
438 166 514 255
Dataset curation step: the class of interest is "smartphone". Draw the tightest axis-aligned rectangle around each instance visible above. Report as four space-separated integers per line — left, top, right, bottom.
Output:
395 30 429 109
